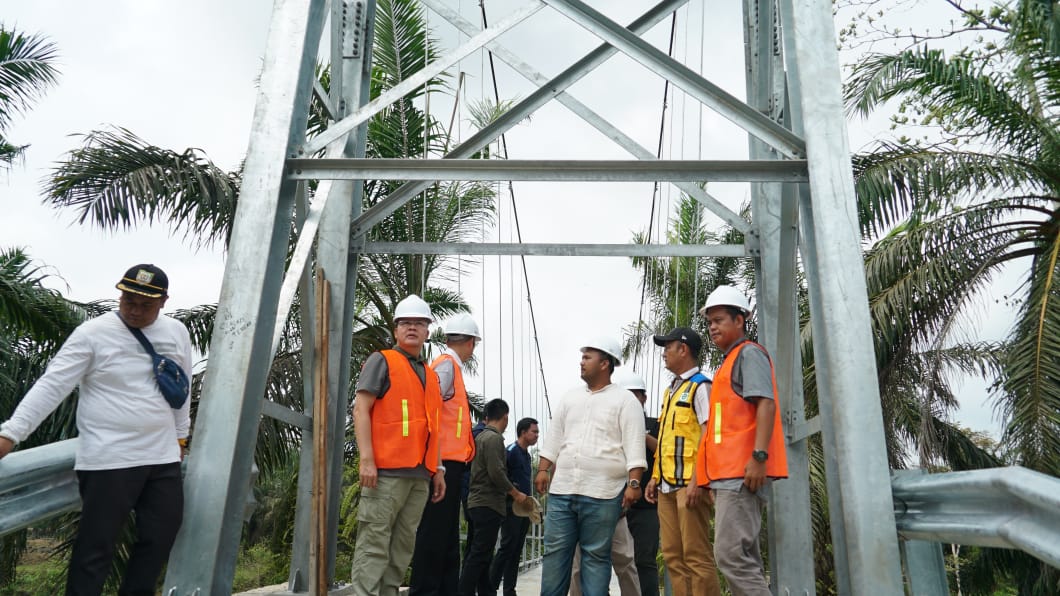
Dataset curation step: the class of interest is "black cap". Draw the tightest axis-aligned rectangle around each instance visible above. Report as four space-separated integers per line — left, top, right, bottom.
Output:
116 264 169 298
652 327 702 356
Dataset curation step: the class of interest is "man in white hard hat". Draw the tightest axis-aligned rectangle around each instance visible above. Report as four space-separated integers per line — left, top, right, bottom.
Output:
645 327 721 596
695 285 788 596
620 373 662 596
534 337 647 596
350 295 446 596
410 313 482 595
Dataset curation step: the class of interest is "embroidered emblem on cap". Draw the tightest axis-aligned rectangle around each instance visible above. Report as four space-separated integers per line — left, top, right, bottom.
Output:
135 270 156 284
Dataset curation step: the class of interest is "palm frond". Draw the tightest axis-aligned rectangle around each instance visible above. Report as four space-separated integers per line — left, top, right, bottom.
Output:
996 230 1060 477
0 26 59 131
44 127 240 249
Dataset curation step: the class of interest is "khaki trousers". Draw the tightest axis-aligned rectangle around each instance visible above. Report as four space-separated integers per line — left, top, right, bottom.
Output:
350 476 429 596
657 488 721 596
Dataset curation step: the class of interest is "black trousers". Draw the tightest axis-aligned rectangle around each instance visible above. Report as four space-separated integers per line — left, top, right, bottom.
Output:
66 462 183 596
625 505 661 596
410 461 468 595
458 506 504 596
488 500 530 596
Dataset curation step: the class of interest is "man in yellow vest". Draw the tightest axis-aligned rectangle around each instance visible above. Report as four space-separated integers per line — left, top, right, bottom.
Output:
410 313 481 595
645 327 722 596
350 295 445 596
696 285 788 596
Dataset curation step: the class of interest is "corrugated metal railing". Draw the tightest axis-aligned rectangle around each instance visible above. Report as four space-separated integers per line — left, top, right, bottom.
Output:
0 438 80 536
5 442 1056 591
892 467 1060 593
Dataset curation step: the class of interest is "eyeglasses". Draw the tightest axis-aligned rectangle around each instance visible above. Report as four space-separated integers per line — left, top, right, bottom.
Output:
397 320 430 329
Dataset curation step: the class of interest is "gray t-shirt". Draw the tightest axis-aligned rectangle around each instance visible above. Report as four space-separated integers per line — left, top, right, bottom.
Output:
712 339 775 495
354 347 431 479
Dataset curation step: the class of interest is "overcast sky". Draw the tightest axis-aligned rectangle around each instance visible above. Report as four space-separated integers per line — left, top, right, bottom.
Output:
3 0 1008 440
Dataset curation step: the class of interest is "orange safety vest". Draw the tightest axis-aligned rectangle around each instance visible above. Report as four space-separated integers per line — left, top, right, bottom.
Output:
372 350 442 473
696 340 787 485
430 352 476 463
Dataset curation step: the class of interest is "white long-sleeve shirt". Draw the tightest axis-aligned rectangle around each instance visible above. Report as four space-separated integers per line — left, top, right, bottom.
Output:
539 382 647 499
0 311 192 470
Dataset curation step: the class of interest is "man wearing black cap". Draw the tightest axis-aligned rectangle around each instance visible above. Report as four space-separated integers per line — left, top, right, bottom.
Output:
0 264 192 596
644 328 721 596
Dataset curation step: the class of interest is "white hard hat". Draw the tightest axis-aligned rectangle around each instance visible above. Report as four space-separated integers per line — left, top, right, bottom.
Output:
699 285 752 317
394 294 434 322
618 371 647 392
581 336 623 366
444 313 481 339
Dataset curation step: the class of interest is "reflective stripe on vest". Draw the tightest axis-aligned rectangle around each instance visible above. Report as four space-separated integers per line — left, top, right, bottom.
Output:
430 352 477 463
371 350 442 473
696 341 788 485
652 375 706 486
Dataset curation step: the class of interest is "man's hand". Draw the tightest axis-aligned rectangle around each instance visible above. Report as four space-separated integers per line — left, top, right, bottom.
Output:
512 490 529 505
360 459 379 489
644 478 658 504
534 469 550 495
622 484 642 509
684 483 702 507
0 436 13 459
744 458 767 493
430 471 446 503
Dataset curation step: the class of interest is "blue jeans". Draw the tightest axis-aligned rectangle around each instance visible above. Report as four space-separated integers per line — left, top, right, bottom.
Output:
539 491 624 596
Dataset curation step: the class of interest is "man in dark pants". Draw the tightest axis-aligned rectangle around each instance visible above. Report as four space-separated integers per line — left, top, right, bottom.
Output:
459 400 528 596
621 373 661 596
0 264 192 596
410 314 482 595
489 417 540 595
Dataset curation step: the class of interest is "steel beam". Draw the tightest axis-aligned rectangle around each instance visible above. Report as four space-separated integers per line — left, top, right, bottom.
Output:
742 0 816 591
361 241 747 257
287 158 809 182
782 0 904 592
540 0 806 159
302 0 543 155
347 0 687 238
162 0 329 593
419 0 749 234
775 0 852 591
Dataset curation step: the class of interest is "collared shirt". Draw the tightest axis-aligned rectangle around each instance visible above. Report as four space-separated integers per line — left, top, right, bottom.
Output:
433 346 460 400
659 367 711 493
355 345 428 397
0 312 192 470
539 382 647 500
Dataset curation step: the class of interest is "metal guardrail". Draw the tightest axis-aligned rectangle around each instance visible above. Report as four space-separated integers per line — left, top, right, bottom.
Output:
0 438 80 536
892 466 1060 568
6 442 1057 589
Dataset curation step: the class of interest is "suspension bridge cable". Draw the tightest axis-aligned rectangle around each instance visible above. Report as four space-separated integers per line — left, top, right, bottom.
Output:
479 0 553 418
632 11 679 373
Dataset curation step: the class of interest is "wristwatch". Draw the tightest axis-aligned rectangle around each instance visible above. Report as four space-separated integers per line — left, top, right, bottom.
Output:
752 449 769 463
628 479 641 489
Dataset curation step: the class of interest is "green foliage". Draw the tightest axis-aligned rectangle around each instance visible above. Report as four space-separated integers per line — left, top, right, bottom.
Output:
0 25 59 169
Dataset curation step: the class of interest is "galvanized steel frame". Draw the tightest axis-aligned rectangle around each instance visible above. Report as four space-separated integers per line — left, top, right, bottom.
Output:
155 0 908 593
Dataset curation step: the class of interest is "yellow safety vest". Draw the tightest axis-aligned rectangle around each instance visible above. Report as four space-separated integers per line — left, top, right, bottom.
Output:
652 373 708 486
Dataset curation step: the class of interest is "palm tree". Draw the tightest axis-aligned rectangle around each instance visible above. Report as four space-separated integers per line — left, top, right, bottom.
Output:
844 0 1059 591
0 25 59 168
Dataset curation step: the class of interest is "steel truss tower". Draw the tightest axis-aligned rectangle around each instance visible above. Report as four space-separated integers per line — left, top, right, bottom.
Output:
162 0 904 593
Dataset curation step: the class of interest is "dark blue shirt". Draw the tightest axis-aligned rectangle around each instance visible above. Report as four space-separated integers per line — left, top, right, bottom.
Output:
505 441 532 495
